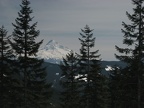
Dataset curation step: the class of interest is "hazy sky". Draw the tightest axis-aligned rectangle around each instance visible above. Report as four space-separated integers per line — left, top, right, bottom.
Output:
0 0 133 60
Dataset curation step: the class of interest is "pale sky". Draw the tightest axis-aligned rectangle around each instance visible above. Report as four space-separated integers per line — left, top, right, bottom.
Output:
0 0 133 60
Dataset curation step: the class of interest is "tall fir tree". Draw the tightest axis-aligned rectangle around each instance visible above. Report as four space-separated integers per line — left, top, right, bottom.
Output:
0 26 18 108
78 25 109 108
10 0 52 108
115 0 144 108
60 51 80 108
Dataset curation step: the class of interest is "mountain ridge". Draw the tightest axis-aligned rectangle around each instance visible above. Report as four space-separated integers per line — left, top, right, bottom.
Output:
37 40 71 64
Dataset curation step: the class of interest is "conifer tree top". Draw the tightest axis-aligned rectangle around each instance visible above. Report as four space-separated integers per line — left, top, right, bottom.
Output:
11 0 42 57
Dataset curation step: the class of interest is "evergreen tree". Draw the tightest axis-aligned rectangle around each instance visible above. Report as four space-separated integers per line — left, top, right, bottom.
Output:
115 0 144 108
109 66 124 108
0 26 11 108
10 0 52 108
60 51 80 108
0 26 18 108
78 25 109 108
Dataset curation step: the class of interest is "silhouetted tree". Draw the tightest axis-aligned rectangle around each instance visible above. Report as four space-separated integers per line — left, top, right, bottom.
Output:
109 66 124 108
0 26 18 108
60 51 80 108
115 0 144 108
10 0 52 108
78 25 109 108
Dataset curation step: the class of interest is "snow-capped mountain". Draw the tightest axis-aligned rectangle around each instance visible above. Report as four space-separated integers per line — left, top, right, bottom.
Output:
37 40 71 64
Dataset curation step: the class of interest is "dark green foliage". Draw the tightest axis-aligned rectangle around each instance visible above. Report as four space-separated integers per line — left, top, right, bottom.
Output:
60 51 80 108
10 0 52 107
0 26 9 108
0 26 18 108
78 25 110 108
109 67 124 108
11 0 42 57
114 0 144 108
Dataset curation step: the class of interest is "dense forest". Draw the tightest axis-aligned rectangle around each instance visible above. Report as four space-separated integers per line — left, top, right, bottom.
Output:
0 0 144 108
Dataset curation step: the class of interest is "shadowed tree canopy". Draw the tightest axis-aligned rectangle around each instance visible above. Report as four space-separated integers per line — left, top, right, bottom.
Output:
114 0 144 108
60 51 80 108
10 0 52 108
0 26 18 108
78 25 110 108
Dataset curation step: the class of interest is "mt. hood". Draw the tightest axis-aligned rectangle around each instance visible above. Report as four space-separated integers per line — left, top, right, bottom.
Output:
37 40 71 64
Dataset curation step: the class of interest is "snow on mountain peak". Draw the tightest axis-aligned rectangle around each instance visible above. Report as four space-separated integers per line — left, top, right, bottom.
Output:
46 40 58 48
37 40 71 64
44 40 69 51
